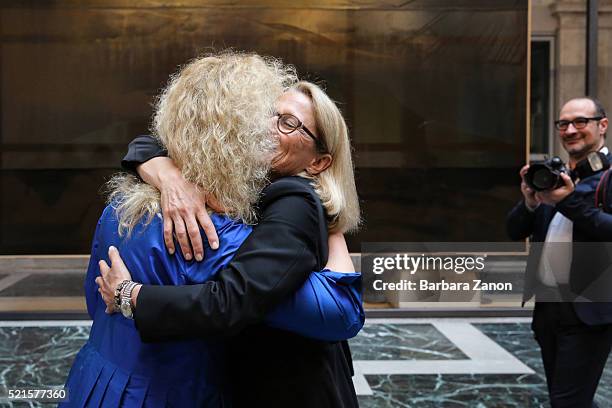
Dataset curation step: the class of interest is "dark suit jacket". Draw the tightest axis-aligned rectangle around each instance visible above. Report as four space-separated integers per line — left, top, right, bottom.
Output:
507 153 612 325
123 135 359 408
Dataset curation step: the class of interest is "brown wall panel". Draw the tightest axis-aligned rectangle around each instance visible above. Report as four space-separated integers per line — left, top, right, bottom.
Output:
1 0 528 254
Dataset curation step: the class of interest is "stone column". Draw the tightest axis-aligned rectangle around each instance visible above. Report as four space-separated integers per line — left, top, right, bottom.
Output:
551 0 612 155
596 1 612 123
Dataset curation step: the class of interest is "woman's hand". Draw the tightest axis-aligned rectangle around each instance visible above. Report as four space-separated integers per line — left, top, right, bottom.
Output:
325 232 355 272
96 246 136 314
137 157 219 261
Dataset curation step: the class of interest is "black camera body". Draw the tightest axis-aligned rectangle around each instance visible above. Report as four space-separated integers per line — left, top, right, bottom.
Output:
524 156 568 192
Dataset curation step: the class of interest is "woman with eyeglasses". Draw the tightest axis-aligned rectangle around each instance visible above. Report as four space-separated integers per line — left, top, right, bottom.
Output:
74 52 362 408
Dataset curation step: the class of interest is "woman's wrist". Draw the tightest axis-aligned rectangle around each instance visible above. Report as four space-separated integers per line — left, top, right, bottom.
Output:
131 284 142 309
137 157 181 191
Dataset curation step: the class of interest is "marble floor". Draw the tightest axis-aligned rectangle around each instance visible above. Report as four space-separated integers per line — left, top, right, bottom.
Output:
1 317 611 407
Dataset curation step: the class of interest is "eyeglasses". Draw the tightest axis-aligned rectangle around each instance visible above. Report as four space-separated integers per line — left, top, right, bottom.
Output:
276 113 327 153
554 116 605 131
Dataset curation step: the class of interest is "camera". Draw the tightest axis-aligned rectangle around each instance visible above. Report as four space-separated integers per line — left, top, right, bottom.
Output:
524 156 568 191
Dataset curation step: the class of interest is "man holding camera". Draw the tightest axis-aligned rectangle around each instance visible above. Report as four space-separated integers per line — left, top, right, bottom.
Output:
507 97 612 407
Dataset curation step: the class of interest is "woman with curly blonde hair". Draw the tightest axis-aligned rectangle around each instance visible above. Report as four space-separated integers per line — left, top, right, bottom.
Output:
110 53 287 234
62 52 363 407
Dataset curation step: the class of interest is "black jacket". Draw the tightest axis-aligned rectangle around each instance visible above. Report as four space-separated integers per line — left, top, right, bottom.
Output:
507 153 612 325
123 135 359 407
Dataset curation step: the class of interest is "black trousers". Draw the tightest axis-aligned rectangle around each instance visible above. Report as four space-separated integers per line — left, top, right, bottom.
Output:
532 302 612 408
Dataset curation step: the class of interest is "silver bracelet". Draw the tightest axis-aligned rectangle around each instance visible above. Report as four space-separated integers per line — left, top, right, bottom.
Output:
114 280 131 309
119 281 139 319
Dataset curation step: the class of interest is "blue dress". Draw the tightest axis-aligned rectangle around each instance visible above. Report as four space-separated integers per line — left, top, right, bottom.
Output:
61 206 364 407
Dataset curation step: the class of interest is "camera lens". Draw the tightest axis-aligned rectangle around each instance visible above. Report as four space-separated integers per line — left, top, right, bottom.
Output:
525 156 566 191
532 168 555 190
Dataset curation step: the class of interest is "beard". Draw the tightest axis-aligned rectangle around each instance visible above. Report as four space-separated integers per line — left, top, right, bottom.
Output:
564 137 604 161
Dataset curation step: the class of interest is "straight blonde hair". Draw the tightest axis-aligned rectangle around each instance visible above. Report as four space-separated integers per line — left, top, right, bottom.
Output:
292 81 361 233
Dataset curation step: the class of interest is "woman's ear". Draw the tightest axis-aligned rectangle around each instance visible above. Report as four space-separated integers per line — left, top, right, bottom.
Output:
307 154 332 175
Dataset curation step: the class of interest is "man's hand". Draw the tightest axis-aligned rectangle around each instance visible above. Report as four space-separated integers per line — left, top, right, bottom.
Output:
535 172 575 205
96 246 134 314
137 157 219 261
519 164 541 210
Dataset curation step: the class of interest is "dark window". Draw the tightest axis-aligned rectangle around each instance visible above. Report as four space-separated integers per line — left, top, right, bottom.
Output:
530 41 552 155
1 1 528 254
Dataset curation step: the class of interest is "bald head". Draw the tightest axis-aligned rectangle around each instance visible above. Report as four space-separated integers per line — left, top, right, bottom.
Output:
561 97 606 119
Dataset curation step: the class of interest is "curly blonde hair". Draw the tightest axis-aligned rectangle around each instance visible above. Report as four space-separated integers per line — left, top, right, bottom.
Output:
108 52 298 236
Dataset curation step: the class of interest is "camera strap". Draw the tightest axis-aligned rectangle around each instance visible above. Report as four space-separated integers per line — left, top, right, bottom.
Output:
595 168 612 212
572 151 610 181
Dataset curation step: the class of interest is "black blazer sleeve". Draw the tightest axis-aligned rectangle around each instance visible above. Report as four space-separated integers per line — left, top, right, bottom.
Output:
556 177 612 241
134 177 324 342
506 200 537 241
121 135 167 173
